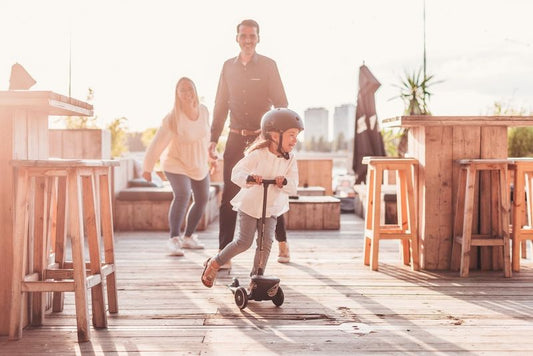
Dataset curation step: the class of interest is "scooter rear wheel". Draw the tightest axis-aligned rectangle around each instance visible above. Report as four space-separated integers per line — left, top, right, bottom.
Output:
272 286 284 306
234 287 248 309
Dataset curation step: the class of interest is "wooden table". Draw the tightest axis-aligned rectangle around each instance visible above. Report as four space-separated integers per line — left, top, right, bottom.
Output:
382 115 533 270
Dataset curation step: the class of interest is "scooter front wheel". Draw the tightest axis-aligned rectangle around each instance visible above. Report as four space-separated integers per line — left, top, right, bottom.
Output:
272 286 284 307
234 287 248 309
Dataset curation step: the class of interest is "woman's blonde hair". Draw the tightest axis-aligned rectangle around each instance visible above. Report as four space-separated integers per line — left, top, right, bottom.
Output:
169 77 199 132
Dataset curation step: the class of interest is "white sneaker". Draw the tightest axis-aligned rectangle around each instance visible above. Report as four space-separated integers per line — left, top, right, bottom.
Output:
180 234 205 249
167 236 184 256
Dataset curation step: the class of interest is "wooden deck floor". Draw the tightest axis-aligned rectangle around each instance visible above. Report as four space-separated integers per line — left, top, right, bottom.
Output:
2 213 533 355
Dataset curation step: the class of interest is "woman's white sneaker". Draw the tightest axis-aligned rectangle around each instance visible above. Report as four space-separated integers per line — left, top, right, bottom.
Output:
180 234 205 249
167 236 184 256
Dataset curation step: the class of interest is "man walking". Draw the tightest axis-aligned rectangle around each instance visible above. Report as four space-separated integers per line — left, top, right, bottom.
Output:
209 19 291 268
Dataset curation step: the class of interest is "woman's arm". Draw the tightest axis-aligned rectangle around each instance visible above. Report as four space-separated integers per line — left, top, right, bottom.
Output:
142 116 172 174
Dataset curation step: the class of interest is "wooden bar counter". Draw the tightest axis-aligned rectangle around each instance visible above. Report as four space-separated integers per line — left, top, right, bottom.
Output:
382 115 533 270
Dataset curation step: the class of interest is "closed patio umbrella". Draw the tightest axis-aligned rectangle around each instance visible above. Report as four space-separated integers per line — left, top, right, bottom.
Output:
352 64 385 184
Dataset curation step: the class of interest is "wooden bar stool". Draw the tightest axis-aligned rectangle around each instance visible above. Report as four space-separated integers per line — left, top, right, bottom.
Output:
362 157 419 271
508 158 533 272
8 159 119 342
451 159 511 277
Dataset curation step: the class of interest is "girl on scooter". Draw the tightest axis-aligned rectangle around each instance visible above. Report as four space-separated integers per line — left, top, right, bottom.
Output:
201 108 304 288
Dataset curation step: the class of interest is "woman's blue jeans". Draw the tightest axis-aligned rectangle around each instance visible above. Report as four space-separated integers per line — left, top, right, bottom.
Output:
164 171 210 238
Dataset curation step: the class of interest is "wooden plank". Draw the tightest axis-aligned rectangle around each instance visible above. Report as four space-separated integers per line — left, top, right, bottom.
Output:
416 126 453 270
451 126 481 270
383 115 533 128
480 127 508 271
0 113 14 334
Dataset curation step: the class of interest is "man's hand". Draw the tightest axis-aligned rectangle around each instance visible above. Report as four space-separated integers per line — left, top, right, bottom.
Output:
208 142 218 160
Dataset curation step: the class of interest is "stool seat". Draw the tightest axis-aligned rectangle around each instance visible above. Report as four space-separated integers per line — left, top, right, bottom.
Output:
362 156 419 271
8 159 119 342
451 159 511 277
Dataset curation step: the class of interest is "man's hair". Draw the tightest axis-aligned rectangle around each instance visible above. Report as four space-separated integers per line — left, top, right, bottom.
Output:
237 19 260 34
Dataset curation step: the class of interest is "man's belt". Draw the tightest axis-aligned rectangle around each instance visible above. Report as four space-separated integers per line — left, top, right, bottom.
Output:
229 128 261 136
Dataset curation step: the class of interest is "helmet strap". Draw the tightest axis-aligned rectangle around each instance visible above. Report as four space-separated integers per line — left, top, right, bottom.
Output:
277 131 289 160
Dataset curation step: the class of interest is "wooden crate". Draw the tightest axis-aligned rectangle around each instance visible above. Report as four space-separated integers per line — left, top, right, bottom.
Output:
284 196 340 230
297 158 333 195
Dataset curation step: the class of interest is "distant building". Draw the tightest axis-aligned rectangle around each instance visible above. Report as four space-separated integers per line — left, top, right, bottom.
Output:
333 103 355 140
304 107 329 142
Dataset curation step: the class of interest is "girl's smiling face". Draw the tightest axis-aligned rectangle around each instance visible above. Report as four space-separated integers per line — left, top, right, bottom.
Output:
268 128 301 155
281 128 301 153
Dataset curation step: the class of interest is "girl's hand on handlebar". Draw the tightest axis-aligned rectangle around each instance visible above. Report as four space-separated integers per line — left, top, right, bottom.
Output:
248 175 262 185
275 176 285 188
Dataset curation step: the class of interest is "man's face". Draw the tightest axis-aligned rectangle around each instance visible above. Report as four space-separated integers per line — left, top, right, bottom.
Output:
236 25 259 56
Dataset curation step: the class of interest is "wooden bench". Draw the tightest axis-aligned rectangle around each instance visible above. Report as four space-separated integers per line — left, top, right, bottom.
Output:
114 184 220 231
284 196 340 230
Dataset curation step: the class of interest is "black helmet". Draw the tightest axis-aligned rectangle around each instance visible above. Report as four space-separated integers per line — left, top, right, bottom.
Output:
260 108 304 159
261 108 304 137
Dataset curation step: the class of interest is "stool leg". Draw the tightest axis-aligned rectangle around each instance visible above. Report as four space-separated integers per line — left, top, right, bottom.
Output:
460 166 476 277
99 170 118 313
9 169 30 340
498 167 511 278
397 169 411 266
370 166 383 271
53 176 68 312
363 167 376 266
451 167 467 271
405 166 420 271
512 166 525 272
68 170 91 342
524 172 533 259
82 174 107 328
31 176 49 326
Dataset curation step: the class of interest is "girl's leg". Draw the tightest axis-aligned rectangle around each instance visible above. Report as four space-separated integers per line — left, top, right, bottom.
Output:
184 174 210 237
251 216 277 276
164 172 192 238
215 211 257 266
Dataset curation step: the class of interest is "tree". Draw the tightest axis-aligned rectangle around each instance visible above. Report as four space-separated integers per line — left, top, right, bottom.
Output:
107 117 129 158
488 100 533 157
141 127 157 148
392 68 441 156
334 132 347 151
396 68 437 115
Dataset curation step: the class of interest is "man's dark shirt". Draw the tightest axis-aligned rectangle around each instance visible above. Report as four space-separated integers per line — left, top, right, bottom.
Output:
211 53 288 143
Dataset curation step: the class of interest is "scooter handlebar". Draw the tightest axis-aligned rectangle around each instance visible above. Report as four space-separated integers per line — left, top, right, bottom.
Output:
246 175 287 186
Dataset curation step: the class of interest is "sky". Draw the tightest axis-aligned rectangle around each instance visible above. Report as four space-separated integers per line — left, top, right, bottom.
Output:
1 0 532 133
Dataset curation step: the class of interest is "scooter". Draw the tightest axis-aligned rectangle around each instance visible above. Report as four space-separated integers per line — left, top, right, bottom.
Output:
228 176 286 310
